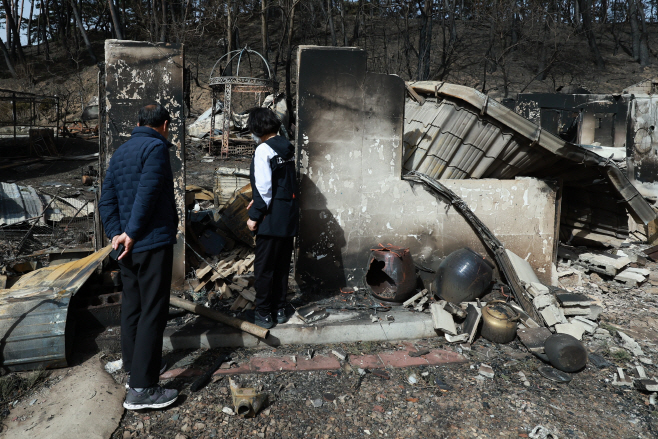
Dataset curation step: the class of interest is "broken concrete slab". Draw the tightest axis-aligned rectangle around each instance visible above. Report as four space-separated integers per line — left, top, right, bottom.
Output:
562 306 593 316
578 252 631 276
430 303 458 336
585 304 604 321
570 316 598 334
626 267 651 277
4 356 124 438
613 368 634 387
554 323 586 340
526 282 550 298
462 304 482 344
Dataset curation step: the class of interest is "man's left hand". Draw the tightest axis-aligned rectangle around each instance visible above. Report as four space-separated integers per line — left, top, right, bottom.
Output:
247 219 258 232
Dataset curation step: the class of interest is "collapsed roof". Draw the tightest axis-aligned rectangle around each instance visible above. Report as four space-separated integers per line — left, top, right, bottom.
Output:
405 82 657 246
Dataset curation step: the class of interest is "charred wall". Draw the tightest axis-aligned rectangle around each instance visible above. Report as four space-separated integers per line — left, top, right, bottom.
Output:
295 46 558 289
102 40 186 287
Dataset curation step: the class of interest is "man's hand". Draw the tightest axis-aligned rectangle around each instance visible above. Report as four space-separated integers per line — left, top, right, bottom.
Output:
113 232 135 260
247 219 258 232
246 199 254 210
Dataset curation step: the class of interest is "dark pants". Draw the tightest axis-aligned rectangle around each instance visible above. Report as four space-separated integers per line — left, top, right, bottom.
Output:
119 244 173 388
253 235 294 315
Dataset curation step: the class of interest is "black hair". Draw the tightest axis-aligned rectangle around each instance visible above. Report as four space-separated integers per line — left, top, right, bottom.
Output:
138 104 171 128
247 107 281 137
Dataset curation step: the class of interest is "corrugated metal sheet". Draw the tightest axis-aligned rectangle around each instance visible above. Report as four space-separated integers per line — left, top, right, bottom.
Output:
44 197 94 222
214 167 250 210
0 183 46 226
405 82 657 241
0 246 111 371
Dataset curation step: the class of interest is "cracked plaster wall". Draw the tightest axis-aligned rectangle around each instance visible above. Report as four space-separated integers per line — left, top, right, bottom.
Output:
103 40 186 287
295 46 558 289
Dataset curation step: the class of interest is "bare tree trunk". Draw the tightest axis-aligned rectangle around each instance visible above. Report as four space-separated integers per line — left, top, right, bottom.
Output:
160 0 167 42
108 0 124 39
2 0 26 63
27 0 34 45
40 0 50 60
70 0 97 64
17 0 25 34
285 0 299 110
261 0 268 61
638 0 651 66
417 0 432 80
578 0 605 68
339 0 347 46
327 0 337 46
227 0 233 54
630 0 641 60
0 35 18 78
350 0 363 45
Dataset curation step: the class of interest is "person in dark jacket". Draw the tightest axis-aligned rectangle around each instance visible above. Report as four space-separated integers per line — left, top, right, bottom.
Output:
98 104 179 410
243 108 299 329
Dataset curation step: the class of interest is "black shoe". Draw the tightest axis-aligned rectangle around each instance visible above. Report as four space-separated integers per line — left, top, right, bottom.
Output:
276 305 295 324
123 386 178 410
242 309 274 329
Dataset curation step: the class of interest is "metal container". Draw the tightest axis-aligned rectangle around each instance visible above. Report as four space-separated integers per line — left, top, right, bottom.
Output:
481 300 520 344
434 247 494 304
544 334 588 372
365 245 416 303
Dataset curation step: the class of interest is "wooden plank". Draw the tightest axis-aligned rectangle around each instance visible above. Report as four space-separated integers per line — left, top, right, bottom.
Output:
240 288 256 302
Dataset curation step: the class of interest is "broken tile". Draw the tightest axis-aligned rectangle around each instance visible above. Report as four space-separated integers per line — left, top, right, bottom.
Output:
539 305 566 327
533 294 558 310
430 302 457 335
526 282 550 298
617 331 645 356
626 267 651 277
505 250 540 285
562 306 592 316
579 252 631 276
585 304 603 321
555 292 593 307
554 323 585 340
478 364 494 379
461 304 482 344
517 327 552 353
445 333 469 343
570 316 598 334
614 269 646 287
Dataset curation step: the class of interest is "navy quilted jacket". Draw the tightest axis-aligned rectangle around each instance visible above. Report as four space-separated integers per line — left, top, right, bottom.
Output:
99 126 179 253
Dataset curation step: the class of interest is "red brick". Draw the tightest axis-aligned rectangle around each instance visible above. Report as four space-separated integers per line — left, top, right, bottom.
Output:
295 355 340 371
160 368 203 379
349 354 384 369
378 351 429 368
424 349 468 365
250 356 297 373
213 363 252 375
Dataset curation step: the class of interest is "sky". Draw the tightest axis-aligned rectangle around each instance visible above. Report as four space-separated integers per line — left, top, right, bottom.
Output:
1 1 33 46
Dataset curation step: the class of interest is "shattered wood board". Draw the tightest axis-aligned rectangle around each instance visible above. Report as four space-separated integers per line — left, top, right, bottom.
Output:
295 46 558 288
103 40 186 287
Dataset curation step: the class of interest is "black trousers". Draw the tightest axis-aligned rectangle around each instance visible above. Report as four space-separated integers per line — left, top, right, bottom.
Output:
253 235 294 315
119 244 173 388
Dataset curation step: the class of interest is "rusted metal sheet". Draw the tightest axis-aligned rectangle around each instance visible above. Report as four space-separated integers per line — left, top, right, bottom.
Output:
102 40 186 287
0 246 112 371
406 82 657 243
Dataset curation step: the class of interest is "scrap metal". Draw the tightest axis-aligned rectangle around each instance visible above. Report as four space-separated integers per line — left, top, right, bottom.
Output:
0 245 112 371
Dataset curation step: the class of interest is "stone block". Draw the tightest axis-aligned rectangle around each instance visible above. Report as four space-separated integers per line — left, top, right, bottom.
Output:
615 269 646 287
578 252 631 276
554 323 585 340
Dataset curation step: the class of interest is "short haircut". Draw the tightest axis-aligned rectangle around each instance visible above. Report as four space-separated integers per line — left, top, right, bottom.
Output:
247 107 281 137
138 104 171 128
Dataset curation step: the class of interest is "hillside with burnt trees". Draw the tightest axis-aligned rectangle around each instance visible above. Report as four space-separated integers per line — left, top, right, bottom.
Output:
3 1 658 115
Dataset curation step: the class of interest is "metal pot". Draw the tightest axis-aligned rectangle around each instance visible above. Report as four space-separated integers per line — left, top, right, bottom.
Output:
434 248 494 304
365 245 416 304
544 334 588 373
481 300 520 344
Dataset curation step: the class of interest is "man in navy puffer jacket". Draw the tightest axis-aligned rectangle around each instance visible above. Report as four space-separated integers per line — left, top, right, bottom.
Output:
99 104 179 410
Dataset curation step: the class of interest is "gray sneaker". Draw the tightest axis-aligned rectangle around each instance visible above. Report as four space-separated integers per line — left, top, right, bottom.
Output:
125 361 169 389
123 386 178 410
